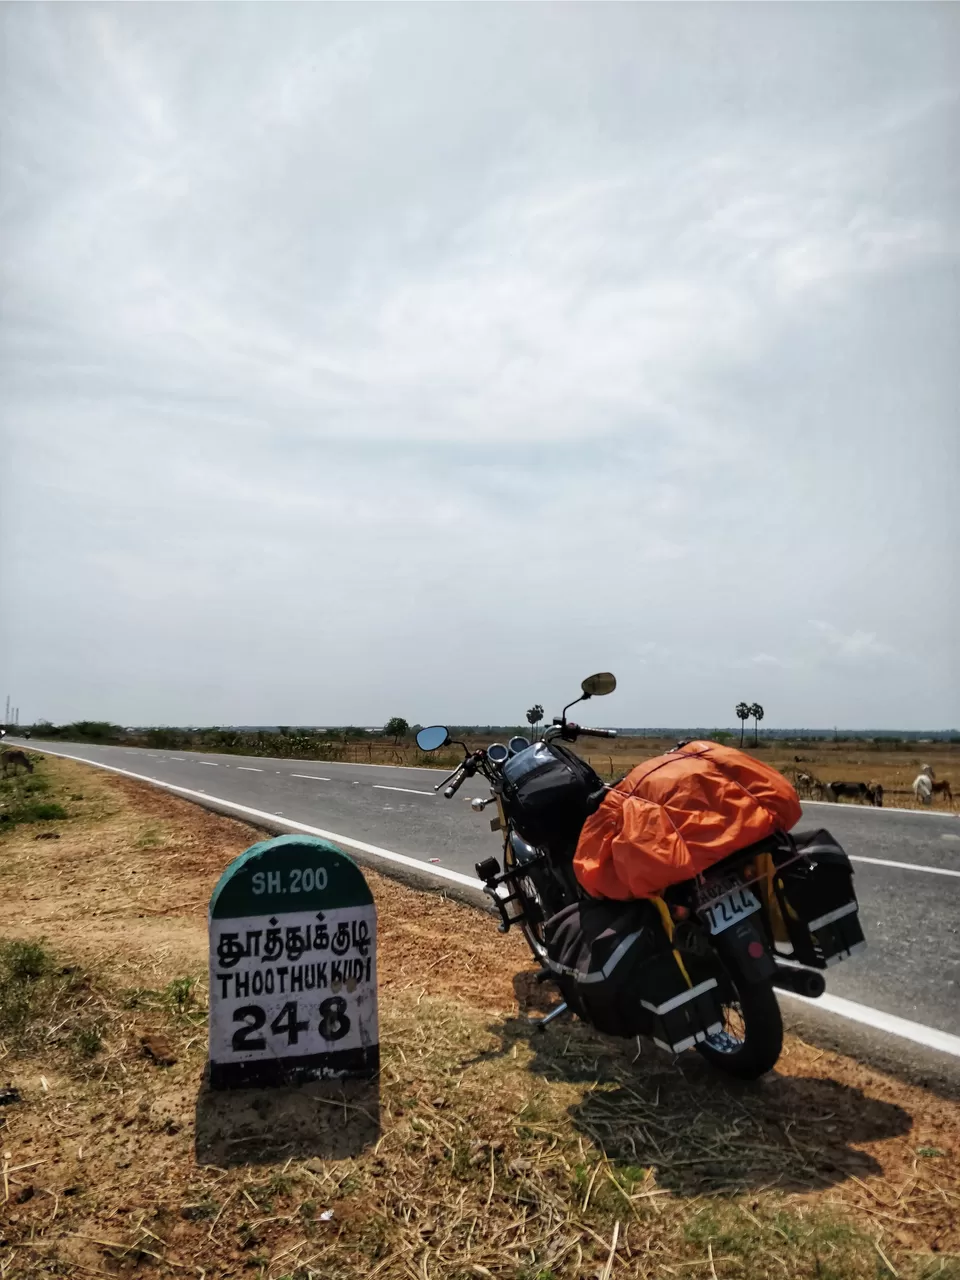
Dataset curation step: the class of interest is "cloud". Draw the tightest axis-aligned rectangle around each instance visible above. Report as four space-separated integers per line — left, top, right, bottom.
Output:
1 5 957 728
751 653 786 668
808 621 894 660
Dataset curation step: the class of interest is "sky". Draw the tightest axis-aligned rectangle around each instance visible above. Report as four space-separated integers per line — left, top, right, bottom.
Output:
1 4 958 731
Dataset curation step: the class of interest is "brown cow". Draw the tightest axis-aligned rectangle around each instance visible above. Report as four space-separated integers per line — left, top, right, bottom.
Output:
1 747 34 776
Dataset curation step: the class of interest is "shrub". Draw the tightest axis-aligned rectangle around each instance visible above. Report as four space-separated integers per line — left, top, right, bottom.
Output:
24 802 68 821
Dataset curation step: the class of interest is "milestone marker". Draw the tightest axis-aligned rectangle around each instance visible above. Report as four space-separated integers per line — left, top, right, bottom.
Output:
207 834 378 1090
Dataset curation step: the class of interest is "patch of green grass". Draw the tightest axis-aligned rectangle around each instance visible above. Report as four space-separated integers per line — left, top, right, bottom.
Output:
0 940 58 1039
180 1201 219 1222
679 1201 878 1275
0 762 69 832
267 1171 296 1198
5 939 54 982
163 975 207 1027
165 975 197 1014
121 985 163 1010
73 1026 103 1057
19 801 68 821
0 938 107 1067
136 821 164 848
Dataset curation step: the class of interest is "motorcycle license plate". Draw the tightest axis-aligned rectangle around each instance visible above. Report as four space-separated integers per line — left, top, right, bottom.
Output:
699 881 762 935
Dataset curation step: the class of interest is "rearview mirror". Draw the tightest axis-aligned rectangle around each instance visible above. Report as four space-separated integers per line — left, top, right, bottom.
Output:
416 725 449 752
581 672 616 698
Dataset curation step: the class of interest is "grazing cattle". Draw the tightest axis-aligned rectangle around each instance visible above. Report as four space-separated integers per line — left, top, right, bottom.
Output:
825 781 872 804
1 748 34 776
913 774 933 805
931 778 953 802
866 782 884 807
795 772 827 801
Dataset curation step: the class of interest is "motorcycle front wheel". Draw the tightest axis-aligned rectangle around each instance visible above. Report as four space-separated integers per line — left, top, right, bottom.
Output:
502 850 552 965
695 951 783 1080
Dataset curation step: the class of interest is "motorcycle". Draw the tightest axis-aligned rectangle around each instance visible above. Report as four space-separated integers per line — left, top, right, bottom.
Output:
417 673 865 1080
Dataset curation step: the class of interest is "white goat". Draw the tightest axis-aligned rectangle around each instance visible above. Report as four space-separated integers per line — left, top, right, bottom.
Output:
913 773 933 805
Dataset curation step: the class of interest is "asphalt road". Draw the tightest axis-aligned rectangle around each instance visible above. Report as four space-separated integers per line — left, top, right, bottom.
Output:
12 739 960 1044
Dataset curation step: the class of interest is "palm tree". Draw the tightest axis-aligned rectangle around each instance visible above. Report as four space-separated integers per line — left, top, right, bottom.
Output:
735 702 751 747
526 704 544 741
749 702 764 746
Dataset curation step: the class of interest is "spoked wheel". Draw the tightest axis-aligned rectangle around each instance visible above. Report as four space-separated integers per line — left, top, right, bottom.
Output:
514 872 551 964
695 954 783 1080
503 849 554 965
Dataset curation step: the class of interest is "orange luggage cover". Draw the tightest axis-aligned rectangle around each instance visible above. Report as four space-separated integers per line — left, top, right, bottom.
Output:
573 740 802 900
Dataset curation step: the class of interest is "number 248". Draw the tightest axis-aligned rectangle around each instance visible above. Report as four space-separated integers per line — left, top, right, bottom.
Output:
231 998 350 1050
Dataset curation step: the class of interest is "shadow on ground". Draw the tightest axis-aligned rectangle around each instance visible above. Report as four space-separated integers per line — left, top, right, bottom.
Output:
464 973 913 1197
194 1070 380 1166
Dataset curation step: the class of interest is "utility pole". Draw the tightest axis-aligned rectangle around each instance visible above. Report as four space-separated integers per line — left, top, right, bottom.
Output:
4 695 9 724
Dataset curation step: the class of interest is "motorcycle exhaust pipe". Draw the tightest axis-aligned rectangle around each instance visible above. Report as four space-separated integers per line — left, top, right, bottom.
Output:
772 962 826 999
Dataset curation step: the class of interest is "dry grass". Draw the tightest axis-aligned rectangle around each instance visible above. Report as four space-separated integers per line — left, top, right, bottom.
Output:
1 757 958 1279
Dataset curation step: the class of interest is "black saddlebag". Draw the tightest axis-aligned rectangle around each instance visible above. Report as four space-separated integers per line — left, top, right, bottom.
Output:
543 899 724 1053
771 828 865 969
500 741 605 853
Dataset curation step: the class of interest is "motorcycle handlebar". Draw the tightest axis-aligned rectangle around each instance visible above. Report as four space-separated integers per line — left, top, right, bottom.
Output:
555 721 617 741
444 769 468 799
440 755 479 799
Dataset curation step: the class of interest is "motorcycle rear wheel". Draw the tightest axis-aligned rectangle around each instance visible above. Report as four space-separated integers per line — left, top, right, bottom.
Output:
695 962 783 1080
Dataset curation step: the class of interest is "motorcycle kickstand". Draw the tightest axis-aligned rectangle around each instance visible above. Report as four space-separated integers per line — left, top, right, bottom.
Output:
530 1001 569 1032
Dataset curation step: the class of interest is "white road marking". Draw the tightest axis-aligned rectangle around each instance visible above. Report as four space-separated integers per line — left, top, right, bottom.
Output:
849 855 960 879
170 758 184 761
373 784 436 797
779 990 960 1059
291 774 331 782
26 744 960 1062
199 761 219 767
236 766 263 772
804 799 958 820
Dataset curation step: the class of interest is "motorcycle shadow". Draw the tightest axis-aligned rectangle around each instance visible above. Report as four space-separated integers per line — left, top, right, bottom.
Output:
474 973 913 1197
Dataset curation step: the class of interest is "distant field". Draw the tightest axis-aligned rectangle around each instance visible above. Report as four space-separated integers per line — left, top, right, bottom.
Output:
292 734 960 813
568 737 960 812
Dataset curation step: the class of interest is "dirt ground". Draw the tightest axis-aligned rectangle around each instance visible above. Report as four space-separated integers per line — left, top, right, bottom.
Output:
1 757 958 1279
